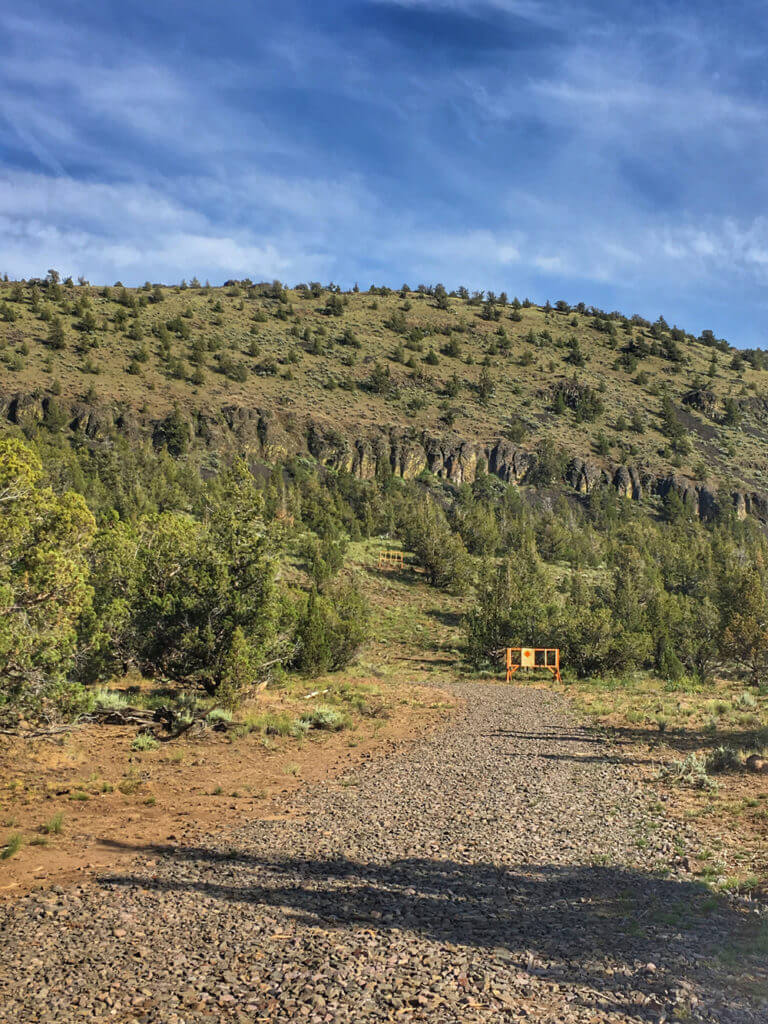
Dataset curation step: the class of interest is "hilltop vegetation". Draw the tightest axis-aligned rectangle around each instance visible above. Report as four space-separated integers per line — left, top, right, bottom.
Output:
2 271 768 732
1 273 768 495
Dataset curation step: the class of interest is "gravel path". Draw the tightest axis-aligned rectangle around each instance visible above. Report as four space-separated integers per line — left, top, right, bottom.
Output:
1 683 766 1023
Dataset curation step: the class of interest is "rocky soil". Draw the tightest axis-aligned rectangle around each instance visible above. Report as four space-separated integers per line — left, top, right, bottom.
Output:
1 683 766 1023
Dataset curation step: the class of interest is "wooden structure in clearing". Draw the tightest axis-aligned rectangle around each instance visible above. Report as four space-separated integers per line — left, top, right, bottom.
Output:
378 550 405 571
506 647 561 683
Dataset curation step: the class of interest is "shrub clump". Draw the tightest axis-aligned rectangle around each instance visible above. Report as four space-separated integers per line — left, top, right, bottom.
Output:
299 705 350 732
293 580 369 675
705 745 741 774
1 833 23 860
206 708 233 725
92 688 130 711
131 732 159 752
658 753 717 790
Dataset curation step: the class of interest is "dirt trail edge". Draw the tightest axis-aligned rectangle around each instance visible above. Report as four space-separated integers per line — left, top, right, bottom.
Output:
2 683 766 1023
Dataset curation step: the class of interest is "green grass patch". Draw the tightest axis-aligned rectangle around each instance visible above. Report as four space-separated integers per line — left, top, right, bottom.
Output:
1 833 23 859
299 705 351 731
131 733 160 751
42 812 64 834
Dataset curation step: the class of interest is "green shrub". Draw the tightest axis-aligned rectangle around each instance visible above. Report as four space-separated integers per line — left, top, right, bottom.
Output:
300 705 350 731
293 580 369 675
207 708 233 724
42 812 64 835
244 712 308 737
658 754 716 790
0 439 95 718
705 746 741 774
397 496 472 592
93 688 130 711
83 459 285 702
131 733 159 751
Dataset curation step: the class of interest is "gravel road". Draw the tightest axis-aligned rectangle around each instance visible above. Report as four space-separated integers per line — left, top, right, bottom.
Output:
1 683 766 1023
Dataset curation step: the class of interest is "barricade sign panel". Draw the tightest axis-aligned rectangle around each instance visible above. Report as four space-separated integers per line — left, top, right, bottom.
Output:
378 550 405 571
506 647 561 683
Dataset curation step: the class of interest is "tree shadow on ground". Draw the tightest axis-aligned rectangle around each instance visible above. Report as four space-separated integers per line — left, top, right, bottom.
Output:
426 607 464 629
486 727 661 766
599 723 768 756
490 722 768 770
101 843 768 1020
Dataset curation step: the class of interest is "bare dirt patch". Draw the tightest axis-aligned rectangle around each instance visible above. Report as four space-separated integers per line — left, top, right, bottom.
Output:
0 680 455 897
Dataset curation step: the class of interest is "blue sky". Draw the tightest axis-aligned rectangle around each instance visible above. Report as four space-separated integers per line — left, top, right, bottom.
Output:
2 1 768 345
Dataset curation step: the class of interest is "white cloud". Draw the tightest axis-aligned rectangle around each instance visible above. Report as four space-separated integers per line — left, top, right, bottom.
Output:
2 3 768 343
0 168 378 285
369 0 562 23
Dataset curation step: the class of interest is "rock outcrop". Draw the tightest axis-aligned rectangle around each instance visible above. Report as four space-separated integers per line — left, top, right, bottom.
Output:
682 388 719 420
1 389 766 525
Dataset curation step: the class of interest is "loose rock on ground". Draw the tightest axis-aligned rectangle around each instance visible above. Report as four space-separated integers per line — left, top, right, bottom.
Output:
1 683 766 1023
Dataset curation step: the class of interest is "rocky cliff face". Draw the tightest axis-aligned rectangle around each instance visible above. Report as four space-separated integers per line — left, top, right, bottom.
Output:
2 389 765 524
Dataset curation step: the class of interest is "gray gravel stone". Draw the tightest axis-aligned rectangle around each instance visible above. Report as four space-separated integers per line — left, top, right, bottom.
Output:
1 684 766 1022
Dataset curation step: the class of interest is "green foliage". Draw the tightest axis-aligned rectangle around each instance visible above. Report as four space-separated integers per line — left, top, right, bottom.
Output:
0 439 95 716
4 272 768 714
720 569 768 684
299 705 350 731
47 316 67 349
303 533 348 588
463 519 743 681
397 495 472 591
527 438 568 486
131 732 159 751
705 745 741 773
206 707 233 724
477 366 495 403
153 406 190 457
42 812 64 834
660 395 686 441
326 293 345 317
1 833 23 859
93 688 129 710
658 753 716 790
293 580 370 674
85 460 284 699
464 556 555 665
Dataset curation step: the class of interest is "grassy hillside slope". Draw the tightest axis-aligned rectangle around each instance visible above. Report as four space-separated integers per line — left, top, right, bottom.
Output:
1 276 767 493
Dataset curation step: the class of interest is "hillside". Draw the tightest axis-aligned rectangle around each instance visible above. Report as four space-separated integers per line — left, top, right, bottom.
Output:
2 276 768 517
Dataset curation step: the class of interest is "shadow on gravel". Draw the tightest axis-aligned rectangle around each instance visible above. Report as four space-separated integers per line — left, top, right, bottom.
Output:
488 730 606 743
503 751 662 767
489 723 768 768
487 727 660 766
102 843 768 1018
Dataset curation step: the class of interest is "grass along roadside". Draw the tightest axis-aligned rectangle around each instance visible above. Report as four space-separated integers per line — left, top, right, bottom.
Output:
557 672 768 896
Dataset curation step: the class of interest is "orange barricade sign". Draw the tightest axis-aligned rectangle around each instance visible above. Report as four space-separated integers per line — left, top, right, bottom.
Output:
378 550 404 571
506 647 561 683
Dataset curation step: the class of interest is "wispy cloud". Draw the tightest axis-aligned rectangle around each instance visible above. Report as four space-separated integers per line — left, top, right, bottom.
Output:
0 168 378 284
368 0 570 26
1 2 768 342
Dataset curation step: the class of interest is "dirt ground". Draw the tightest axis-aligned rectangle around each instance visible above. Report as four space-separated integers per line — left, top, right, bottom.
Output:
0 680 455 897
